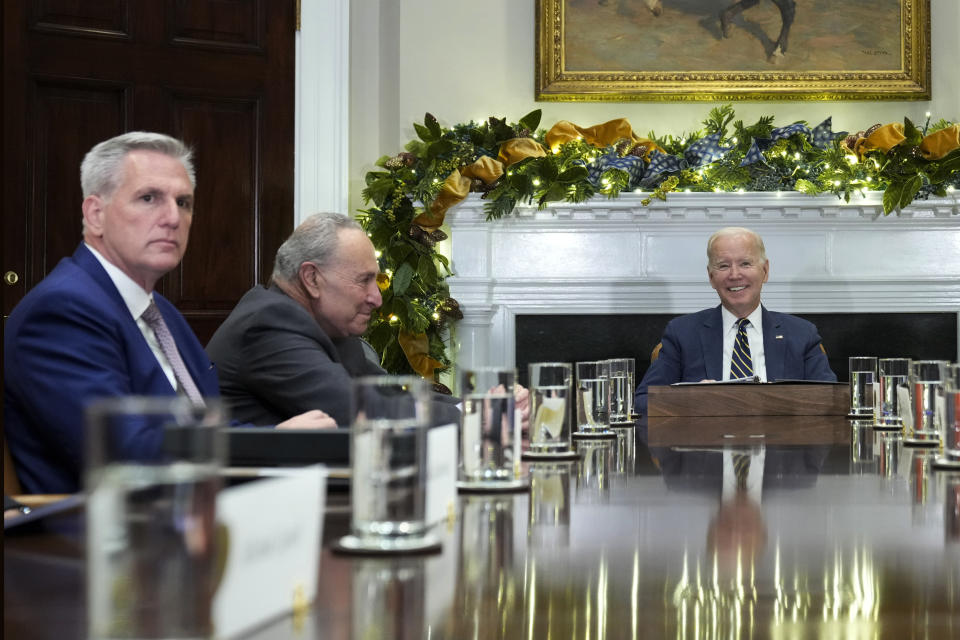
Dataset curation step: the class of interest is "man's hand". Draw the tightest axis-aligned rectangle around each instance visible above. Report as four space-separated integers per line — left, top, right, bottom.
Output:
515 383 531 432
276 409 337 430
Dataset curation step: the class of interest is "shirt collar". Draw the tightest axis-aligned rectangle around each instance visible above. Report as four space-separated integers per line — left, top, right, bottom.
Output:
84 243 153 320
721 303 763 334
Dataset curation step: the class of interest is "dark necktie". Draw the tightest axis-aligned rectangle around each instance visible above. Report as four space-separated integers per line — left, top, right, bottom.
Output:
141 301 206 407
733 452 751 491
730 318 753 379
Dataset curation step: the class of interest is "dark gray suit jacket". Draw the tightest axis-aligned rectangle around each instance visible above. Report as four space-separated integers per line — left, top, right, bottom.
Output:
206 285 459 427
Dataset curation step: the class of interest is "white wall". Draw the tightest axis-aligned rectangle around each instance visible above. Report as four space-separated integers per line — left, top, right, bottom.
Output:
347 0 960 214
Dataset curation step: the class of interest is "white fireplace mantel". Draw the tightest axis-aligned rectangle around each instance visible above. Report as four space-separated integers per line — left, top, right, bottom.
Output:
446 191 960 370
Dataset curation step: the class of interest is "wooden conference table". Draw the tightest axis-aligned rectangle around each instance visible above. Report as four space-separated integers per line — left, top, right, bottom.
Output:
5 417 960 639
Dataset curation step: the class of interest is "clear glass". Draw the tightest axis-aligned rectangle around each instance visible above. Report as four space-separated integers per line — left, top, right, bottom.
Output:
348 376 433 550
458 366 521 487
606 358 633 425
575 360 611 433
527 363 573 454
848 356 877 417
527 462 572 549
942 388 960 462
909 360 946 440
877 358 910 427
85 396 226 640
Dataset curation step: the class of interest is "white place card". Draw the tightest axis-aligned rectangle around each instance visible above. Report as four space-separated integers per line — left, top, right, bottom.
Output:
426 423 458 525
213 466 327 638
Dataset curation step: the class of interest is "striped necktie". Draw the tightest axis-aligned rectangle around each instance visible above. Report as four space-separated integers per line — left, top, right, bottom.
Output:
733 452 751 491
141 301 206 408
730 318 753 379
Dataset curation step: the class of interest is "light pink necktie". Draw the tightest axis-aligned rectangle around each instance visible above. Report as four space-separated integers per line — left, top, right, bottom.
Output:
141 301 206 407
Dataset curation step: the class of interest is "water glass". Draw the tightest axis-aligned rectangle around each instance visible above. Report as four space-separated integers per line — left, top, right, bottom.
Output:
526 362 574 457
575 360 611 434
527 462 572 549
606 358 634 426
85 396 227 640
342 375 437 553
848 356 877 418
909 360 946 442
458 366 524 490
942 365 960 463
877 358 911 428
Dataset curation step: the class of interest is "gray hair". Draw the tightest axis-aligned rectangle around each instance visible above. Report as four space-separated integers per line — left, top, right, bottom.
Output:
707 227 767 268
272 212 363 283
80 131 195 199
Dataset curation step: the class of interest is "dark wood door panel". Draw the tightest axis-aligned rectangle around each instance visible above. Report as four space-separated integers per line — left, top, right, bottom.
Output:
169 94 259 308
27 80 127 285
3 0 295 341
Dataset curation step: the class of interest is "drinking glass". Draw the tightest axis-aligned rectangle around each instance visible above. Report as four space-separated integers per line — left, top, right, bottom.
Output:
941 365 960 464
525 362 576 459
575 360 612 435
606 358 634 426
909 360 946 443
85 396 227 640
876 358 911 428
527 462 572 549
848 356 877 418
458 366 525 491
339 375 438 553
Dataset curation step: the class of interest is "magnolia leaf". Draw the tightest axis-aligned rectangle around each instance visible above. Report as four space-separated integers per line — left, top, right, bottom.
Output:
392 262 414 295
898 175 922 210
539 157 559 181
929 152 960 183
414 122 434 142
558 166 589 183
374 155 392 168
425 113 442 139
903 117 923 146
417 254 437 286
794 178 819 195
518 109 542 134
882 180 905 215
426 139 453 159
538 183 568 206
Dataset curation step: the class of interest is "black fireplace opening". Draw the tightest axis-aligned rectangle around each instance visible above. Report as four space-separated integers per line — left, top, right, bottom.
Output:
515 312 958 387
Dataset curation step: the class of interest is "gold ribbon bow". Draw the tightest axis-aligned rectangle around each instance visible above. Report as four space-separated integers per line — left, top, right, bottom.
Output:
920 124 960 161
847 123 906 159
412 156 506 231
544 118 662 159
398 331 445 379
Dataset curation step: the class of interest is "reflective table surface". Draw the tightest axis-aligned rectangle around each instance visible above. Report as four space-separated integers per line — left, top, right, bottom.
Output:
6 418 960 639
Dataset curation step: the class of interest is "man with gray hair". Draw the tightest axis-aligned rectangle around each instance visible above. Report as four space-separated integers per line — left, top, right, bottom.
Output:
635 226 836 417
4 132 331 494
207 212 464 428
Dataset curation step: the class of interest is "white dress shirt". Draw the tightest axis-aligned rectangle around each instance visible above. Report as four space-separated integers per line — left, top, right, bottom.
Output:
722 447 766 503
85 243 178 390
720 304 766 382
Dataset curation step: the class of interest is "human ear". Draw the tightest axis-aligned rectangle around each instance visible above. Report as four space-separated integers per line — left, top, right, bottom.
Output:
81 195 105 236
299 262 323 298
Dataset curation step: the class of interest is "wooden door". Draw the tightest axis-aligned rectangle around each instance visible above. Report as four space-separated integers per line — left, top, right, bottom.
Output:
2 0 297 344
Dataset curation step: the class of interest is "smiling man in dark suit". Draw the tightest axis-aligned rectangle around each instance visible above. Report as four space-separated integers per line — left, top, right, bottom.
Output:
4 132 331 493
635 227 836 416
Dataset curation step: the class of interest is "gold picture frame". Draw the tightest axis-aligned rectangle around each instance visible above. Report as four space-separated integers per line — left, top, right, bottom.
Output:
536 0 930 101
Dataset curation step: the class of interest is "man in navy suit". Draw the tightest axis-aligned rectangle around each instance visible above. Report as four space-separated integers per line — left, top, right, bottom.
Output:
635 227 836 416
4 132 331 494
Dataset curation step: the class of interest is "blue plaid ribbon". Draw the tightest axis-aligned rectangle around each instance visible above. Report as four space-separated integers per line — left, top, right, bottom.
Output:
740 118 842 167
586 150 646 190
640 133 732 187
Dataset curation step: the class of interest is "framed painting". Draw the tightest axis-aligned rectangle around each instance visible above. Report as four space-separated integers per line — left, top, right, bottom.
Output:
536 0 930 101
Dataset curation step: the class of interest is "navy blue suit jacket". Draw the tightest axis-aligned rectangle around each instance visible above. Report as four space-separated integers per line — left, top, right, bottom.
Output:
635 306 836 416
4 244 221 493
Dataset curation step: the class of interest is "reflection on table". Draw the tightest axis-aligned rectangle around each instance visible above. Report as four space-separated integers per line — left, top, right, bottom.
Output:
6 417 960 639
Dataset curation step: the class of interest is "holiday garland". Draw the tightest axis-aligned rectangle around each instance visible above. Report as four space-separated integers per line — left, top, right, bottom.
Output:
358 106 960 380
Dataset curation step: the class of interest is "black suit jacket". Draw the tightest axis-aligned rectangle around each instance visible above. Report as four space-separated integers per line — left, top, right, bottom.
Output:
206 285 459 427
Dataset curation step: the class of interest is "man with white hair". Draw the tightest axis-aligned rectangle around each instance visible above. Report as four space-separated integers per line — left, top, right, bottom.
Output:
4 132 331 494
635 226 836 416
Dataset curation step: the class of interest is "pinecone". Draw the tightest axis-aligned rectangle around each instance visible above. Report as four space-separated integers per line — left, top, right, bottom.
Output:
439 298 463 320
384 156 404 170
516 128 531 138
629 144 649 158
408 224 436 247
398 152 417 167
432 382 453 396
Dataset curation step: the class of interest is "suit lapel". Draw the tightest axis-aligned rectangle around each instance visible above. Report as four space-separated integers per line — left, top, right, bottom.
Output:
762 306 785 381
700 306 723 380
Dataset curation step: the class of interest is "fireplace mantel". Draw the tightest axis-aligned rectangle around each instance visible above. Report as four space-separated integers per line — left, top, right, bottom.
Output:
446 192 960 370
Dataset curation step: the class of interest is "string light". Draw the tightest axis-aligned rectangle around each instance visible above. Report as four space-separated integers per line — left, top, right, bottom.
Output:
532 178 541 186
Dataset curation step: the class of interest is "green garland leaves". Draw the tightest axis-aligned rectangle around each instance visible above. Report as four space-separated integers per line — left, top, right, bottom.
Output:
360 108 960 376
